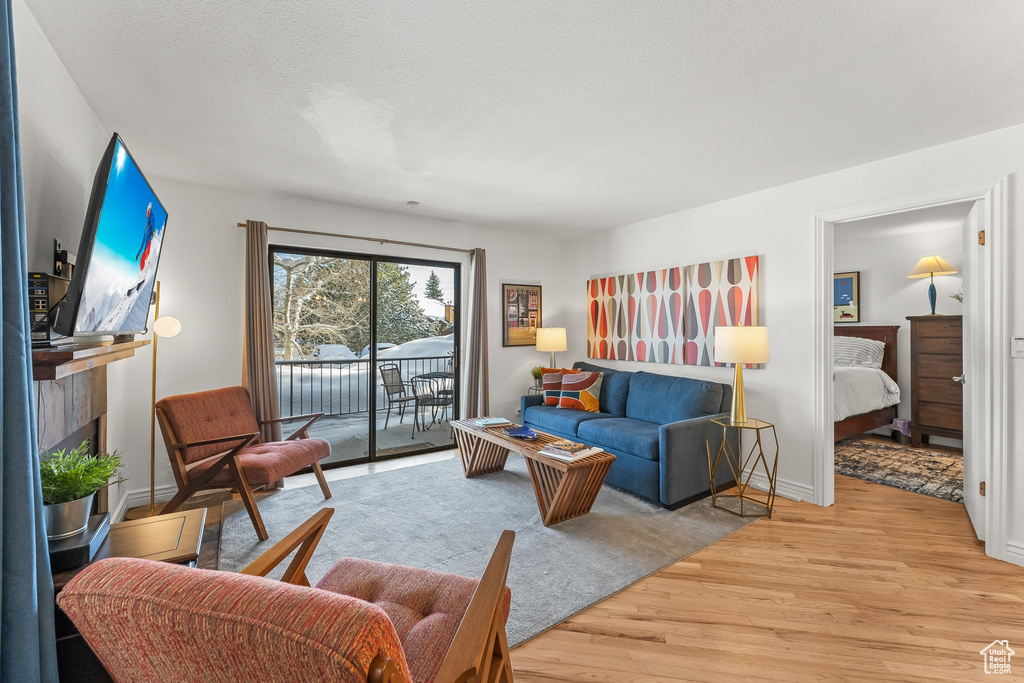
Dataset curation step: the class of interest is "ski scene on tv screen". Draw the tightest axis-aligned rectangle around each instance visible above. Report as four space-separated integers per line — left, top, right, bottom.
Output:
77 140 167 334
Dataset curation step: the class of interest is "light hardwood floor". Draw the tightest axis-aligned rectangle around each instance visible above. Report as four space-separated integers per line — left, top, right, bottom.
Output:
510 475 1023 682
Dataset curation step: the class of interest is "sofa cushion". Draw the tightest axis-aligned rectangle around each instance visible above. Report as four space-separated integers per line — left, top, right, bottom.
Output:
523 405 614 437
577 418 660 461
572 361 631 415
624 372 724 424
557 371 603 412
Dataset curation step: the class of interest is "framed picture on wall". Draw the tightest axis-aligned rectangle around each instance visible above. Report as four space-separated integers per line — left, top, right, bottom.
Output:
834 271 860 323
502 283 542 346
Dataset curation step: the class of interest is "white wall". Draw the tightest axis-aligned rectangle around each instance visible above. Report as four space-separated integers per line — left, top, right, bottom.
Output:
834 221 964 427
563 122 1023 547
14 0 108 271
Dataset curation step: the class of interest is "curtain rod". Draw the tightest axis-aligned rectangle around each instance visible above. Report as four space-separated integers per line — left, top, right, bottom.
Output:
237 222 474 254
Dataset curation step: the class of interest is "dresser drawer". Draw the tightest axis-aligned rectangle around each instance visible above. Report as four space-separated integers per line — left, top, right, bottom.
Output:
917 377 961 403
917 336 962 355
915 318 962 338
919 354 962 378
919 401 963 430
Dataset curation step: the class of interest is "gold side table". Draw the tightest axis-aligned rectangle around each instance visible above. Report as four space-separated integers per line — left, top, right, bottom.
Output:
706 416 779 518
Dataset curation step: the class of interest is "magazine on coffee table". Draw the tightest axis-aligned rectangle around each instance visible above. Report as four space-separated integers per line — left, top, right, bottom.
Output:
538 440 602 461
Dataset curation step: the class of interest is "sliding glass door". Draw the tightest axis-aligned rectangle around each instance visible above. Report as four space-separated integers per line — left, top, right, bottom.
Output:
270 247 459 466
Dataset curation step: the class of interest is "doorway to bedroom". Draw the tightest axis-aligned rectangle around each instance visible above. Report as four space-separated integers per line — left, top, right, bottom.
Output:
270 246 460 468
831 203 971 504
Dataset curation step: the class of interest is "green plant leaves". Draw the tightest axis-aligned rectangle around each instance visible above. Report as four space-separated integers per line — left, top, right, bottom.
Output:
39 440 121 505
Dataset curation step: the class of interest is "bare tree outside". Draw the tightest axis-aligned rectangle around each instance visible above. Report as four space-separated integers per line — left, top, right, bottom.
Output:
273 254 436 360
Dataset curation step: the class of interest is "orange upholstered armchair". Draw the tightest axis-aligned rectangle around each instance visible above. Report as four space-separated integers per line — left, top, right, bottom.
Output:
57 525 516 683
156 386 332 540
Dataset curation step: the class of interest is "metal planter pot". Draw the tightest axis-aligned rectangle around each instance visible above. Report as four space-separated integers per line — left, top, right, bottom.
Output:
43 492 95 540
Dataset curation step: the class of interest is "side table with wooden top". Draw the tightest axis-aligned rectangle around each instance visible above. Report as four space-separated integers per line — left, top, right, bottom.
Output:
54 508 206 682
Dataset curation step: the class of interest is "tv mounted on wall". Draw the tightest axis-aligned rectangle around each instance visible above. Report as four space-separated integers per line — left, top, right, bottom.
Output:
53 133 168 340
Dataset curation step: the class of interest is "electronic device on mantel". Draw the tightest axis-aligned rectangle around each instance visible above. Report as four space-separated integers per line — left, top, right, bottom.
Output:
50 132 169 344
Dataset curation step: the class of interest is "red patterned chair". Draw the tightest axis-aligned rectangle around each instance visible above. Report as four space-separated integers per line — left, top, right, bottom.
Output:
156 386 332 540
56 523 516 683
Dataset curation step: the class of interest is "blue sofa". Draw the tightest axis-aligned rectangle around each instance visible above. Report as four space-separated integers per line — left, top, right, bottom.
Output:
521 361 737 509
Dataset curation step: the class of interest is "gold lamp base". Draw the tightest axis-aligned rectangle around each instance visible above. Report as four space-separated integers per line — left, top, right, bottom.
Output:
730 363 748 425
123 502 167 520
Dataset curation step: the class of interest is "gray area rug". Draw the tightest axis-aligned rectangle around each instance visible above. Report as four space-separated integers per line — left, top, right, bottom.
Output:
835 437 963 502
218 456 754 646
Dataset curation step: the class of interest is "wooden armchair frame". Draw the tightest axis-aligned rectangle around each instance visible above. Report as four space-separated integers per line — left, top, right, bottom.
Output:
156 408 332 541
240 508 334 586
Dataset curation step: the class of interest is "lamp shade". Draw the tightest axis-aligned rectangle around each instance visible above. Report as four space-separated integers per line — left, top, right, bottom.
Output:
535 327 567 352
714 326 769 364
907 255 958 279
152 315 181 339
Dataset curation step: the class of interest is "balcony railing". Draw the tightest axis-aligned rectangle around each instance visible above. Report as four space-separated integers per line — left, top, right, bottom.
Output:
276 355 452 417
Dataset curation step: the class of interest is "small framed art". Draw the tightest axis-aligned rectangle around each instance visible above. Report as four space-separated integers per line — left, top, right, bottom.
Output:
834 271 860 323
502 283 541 346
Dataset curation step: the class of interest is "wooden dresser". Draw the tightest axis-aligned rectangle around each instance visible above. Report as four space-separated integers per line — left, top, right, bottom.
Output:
905 315 962 447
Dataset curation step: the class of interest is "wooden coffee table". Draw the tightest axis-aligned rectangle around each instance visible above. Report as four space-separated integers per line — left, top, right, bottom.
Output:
451 419 616 526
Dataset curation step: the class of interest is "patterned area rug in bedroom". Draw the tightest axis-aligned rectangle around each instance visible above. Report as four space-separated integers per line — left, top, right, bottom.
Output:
835 438 963 503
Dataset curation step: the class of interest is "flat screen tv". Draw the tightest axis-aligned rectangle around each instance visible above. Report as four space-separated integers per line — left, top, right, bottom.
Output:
53 133 168 339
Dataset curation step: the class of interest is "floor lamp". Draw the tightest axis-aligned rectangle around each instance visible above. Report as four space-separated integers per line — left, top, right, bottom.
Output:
125 281 181 520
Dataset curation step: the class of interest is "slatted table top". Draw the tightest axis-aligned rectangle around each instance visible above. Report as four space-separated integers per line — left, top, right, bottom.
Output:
450 419 613 471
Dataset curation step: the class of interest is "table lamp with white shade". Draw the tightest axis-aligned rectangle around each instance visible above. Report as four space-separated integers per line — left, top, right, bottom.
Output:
536 327 567 368
125 281 181 520
907 255 958 316
714 324 770 425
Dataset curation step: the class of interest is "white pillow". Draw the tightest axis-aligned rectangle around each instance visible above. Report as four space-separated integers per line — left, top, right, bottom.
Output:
834 336 885 369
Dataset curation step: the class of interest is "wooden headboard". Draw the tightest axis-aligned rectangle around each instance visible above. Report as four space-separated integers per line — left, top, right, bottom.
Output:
833 325 900 382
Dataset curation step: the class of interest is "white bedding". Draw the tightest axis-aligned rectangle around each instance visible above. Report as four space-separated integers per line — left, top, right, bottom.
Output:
833 366 901 422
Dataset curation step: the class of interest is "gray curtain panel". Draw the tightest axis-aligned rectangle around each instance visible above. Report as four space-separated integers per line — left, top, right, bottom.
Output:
243 220 282 442
465 247 490 418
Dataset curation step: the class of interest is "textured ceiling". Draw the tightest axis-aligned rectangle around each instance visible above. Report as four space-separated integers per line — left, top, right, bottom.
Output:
21 0 1024 238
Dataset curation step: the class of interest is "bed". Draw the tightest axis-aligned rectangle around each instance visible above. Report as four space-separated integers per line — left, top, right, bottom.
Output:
833 325 901 442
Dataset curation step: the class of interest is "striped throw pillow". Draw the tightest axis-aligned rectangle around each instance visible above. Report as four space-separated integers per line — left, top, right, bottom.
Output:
557 371 604 412
834 336 885 369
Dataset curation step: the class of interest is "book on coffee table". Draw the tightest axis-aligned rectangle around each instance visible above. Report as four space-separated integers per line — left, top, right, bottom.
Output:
474 417 512 427
538 441 603 461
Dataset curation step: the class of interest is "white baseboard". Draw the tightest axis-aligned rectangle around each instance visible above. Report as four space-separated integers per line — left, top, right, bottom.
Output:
116 484 178 521
745 471 813 504
1005 540 1024 568
110 492 130 523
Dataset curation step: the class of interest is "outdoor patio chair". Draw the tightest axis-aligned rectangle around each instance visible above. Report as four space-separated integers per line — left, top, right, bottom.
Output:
410 376 454 438
57 512 517 683
155 386 332 541
379 363 417 429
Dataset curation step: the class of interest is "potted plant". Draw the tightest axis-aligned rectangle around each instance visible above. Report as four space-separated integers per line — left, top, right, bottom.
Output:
40 440 121 540
531 366 544 388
